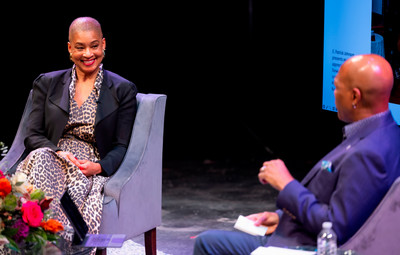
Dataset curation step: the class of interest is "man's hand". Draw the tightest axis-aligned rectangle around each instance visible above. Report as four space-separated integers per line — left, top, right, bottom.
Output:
246 211 279 235
258 159 294 191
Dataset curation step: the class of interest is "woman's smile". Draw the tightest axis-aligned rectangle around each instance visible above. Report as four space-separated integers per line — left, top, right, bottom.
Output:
82 58 96 66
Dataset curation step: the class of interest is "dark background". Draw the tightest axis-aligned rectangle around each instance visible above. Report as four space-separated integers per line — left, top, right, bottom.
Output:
0 1 347 177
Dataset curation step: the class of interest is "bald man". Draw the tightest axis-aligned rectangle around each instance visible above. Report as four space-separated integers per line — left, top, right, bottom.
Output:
193 54 400 255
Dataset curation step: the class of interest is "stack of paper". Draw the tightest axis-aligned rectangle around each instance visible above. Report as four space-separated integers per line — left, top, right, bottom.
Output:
251 246 316 255
233 215 268 236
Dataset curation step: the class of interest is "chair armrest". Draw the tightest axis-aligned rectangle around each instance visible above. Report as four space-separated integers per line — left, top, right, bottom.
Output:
103 93 167 208
340 176 400 253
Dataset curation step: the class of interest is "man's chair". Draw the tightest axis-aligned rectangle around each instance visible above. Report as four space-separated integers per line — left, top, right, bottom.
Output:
340 176 400 255
0 90 167 255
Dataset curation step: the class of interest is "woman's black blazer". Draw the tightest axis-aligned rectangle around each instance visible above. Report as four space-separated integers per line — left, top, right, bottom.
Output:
24 68 137 177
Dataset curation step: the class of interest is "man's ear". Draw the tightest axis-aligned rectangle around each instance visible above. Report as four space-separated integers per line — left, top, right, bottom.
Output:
352 87 362 106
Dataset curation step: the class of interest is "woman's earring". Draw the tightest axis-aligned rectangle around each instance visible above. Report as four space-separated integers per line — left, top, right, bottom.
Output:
103 49 106 58
352 103 357 109
69 52 73 62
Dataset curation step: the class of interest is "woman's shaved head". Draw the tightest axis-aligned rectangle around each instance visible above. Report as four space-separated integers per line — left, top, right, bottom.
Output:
69 17 103 42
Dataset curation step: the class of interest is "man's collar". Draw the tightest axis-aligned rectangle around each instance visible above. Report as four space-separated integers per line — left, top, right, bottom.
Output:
343 110 390 140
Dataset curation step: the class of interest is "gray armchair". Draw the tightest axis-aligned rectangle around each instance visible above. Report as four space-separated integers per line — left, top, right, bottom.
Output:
0 90 167 255
340 176 400 255
99 93 166 254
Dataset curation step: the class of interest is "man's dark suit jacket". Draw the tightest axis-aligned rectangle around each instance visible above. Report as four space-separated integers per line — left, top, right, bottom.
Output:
267 111 400 247
23 68 137 177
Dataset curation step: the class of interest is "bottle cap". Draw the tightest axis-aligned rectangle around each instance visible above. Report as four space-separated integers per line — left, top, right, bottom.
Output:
322 221 332 229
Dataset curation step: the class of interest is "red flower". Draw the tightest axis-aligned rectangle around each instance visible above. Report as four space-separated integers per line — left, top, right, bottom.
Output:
0 178 11 197
40 219 64 233
21 201 44 227
39 198 53 211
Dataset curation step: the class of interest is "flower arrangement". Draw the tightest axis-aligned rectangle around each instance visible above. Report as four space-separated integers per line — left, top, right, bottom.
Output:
0 170 64 254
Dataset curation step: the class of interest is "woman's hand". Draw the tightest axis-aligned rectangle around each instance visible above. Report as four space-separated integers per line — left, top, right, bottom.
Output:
76 160 102 177
246 211 279 235
56 151 80 167
56 151 102 177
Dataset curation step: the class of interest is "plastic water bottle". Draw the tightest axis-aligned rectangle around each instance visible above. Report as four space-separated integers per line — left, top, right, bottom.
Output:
317 221 337 255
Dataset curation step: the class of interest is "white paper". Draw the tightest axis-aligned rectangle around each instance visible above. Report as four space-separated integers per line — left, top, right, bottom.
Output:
233 215 268 236
251 246 316 255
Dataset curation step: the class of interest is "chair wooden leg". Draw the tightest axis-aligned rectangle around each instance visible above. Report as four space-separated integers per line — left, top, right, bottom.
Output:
145 228 157 255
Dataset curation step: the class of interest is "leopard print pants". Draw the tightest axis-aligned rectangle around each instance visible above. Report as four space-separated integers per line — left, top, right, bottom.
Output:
15 147 109 255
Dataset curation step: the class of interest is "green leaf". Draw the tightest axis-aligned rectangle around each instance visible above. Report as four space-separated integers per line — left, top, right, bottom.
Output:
2 227 18 238
24 232 46 254
3 194 17 211
46 232 60 242
30 189 45 201
15 181 25 186
5 237 20 253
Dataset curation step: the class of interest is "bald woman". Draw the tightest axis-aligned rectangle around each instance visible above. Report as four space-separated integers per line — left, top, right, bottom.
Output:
13 17 137 254
193 54 400 255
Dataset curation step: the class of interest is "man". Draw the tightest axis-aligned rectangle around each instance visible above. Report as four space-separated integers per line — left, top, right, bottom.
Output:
193 54 400 254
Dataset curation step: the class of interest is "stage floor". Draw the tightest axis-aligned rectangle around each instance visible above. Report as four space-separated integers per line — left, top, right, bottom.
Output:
128 159 279 255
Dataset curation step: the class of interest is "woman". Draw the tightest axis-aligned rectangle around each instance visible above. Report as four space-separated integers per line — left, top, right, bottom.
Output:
15 17 137 253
